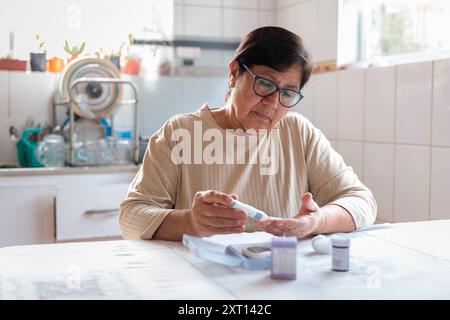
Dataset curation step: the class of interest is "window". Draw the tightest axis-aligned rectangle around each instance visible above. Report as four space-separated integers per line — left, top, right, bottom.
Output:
339 0 450 66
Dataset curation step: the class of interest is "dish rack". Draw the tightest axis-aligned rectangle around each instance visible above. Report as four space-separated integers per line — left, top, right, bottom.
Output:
53 77 139 166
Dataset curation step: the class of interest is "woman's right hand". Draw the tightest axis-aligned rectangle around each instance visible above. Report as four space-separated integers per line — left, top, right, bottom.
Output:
189 190 248 237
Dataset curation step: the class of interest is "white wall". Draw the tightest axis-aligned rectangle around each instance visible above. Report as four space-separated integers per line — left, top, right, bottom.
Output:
293 58 450 224
172 0 339 63
174 0 274 39
0 0 173 59
275 0 339 62
0 72 228 165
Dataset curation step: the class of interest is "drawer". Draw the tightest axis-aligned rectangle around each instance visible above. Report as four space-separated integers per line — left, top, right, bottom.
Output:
56 183 129 241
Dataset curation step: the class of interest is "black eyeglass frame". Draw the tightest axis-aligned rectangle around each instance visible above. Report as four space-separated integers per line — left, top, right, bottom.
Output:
238 61 304 108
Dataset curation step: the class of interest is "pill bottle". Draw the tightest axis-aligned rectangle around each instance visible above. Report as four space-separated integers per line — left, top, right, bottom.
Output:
271 236 297 280
331 235 350 272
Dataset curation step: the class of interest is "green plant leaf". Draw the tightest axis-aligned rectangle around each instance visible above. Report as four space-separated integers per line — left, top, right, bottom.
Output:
63 40 70 53
79 42 86 54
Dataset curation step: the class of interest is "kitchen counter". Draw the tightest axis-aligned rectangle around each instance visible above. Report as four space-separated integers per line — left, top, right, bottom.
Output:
0 165 140 177
1 220 449 299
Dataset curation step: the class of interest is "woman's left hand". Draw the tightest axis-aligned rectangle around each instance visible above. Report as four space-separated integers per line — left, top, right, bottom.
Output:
257 193 324 239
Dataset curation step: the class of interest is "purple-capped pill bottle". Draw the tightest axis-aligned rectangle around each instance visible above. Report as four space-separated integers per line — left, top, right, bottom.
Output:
270 236 297 280
331 235 350 272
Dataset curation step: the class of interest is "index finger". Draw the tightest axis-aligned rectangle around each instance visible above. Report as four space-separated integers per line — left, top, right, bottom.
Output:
202 206 247 221
198 190 234 206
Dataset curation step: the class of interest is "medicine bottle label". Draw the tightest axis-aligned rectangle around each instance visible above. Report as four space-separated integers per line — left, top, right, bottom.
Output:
272 247 296 275
332 246 349 271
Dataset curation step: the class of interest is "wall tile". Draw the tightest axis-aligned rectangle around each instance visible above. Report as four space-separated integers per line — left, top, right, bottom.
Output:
139 76 227 137
292 75 314 123
223 50 236 66
10 71 56 119
276 1 317 59
0 115 54 165
173 4 184 37
0 72 8 118
430 147 450 220
394 145 430 222
364 143 394 222
258 10 274 27
184 0 221 6
337 69 364 140
395 62 432 145
223 0 259 9
185 6 222 37
316 0 338 62
364 66 396 143
432 59 450 147
139 77 185 137
193 50 224 67
183 77 228 110
335 141 364 180
259 0 274 10
330 139 338 150
223 9 259 39
0 118 18 164
314 72 337 139
276 0 301 9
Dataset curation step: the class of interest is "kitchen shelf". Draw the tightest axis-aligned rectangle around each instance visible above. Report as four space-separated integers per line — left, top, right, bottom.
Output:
0 164 140 177
132 36 241 51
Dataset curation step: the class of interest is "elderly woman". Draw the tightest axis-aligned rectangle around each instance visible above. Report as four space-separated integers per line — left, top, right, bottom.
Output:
120 26 377 241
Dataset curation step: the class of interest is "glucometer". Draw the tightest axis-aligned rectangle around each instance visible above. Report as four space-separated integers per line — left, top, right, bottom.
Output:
242 246 271 259
229 200 269 221
182 234 272 270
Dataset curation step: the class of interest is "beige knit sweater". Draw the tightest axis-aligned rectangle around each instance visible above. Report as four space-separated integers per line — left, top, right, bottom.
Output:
119 104 377 239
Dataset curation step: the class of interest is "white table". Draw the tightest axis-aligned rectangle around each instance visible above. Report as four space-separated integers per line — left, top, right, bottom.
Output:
1 220 449 299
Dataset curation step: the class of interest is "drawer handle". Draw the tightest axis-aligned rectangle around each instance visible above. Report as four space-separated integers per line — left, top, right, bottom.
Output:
84 209 120 216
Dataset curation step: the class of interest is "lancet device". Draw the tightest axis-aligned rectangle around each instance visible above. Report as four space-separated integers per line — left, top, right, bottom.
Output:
229 200 269 221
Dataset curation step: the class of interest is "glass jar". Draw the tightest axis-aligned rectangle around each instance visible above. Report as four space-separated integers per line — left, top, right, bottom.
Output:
36 134 65 167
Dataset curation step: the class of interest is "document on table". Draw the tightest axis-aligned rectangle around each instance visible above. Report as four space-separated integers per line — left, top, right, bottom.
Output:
0 240 235 299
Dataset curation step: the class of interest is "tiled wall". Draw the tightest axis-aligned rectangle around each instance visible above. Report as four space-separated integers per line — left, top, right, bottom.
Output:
0 0 173 59
275 0 338 62
173 0 274 39
0 72 59 164
293 58 450 223
172 0 275 67
0 71 227 165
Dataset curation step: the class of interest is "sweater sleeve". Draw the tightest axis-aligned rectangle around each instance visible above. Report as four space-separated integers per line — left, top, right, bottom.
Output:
302 119 377 229
119 120 180 240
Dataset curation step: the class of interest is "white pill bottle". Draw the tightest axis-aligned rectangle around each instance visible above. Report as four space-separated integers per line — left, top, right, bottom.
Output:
331 235 350 272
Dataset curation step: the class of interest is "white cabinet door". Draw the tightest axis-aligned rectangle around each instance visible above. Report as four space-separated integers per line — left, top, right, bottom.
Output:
0 186 55 248
56 183 129 241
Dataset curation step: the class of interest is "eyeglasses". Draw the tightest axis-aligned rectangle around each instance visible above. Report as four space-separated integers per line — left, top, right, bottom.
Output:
239 62 304 108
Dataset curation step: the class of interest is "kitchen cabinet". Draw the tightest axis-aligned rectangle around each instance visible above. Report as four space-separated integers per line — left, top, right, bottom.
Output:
0 186 55 247
0 166 138 248
56 183 130 241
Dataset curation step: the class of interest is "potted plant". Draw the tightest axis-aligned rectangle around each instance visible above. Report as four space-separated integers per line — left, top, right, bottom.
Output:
63 40 86 63
48 56 65 73
0 31 27 71
107 42 125 71
122 34 141 75
30 34 46 72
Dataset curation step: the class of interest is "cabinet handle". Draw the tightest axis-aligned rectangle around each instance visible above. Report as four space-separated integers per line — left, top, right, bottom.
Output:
84 209 119 216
